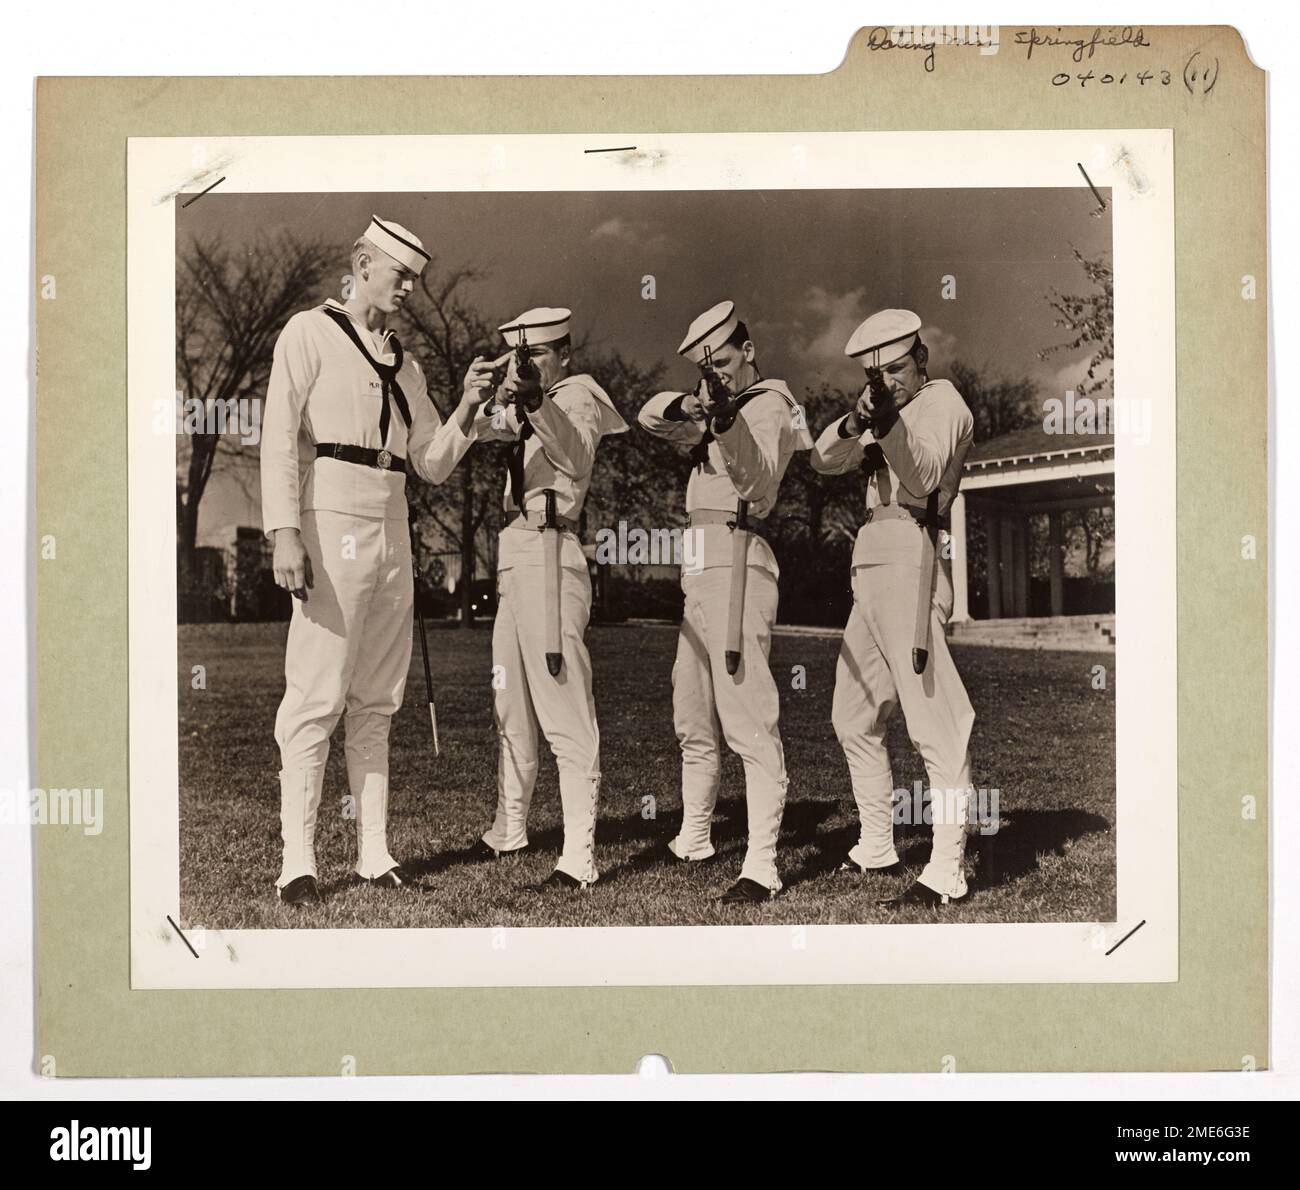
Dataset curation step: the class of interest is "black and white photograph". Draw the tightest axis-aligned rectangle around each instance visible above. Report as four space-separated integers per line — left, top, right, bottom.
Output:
126 130 1176 987
13 7 1287 1131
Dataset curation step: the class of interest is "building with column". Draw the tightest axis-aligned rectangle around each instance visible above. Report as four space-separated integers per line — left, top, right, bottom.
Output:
948 427 1115 650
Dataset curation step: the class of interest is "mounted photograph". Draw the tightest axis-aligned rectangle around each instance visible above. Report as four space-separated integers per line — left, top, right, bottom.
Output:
125 130 1176 988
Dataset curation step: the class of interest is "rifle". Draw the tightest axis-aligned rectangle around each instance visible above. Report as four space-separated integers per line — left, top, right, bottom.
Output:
478 330 538 413
481 328 541 424
700 344 734 420
408 514 440 756
861 364 897 430
513 327 539 386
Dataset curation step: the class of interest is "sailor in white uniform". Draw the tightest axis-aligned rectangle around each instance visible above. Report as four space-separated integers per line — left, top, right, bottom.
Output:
637 301 812 903
261 216 468 905
810 309 977 908
445 308 628 890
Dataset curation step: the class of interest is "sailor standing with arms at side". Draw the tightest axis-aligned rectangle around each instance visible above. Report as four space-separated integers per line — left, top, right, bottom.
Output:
637 301 812 904
261 216 467 906
810 309 977 908
448 308 628 891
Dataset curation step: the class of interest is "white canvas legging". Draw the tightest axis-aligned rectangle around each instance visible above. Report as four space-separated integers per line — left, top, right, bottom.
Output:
273 510 411 885
831 561 975 898
669 565 788 891
483 564 601 884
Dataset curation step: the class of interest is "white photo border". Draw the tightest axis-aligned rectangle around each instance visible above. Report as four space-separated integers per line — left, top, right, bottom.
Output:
127 130 1176 989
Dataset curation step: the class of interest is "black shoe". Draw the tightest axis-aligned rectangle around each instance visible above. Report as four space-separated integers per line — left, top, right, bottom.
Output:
720 878 777 905
279 875 321 906
878 880 950 909
526 869 588 893
363 865 428 891
471 839 526 862
837 858 906 878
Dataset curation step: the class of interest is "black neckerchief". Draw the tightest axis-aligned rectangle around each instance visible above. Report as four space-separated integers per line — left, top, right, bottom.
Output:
321 306 412 444
508 407 534 511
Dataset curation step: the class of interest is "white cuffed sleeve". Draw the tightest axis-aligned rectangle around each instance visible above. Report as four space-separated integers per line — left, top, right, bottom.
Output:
712 394 786 500
259 313 320 534
877 387 975 496
637 390 707 450
528 387 601 480
810 414 866 476
407 373 477 486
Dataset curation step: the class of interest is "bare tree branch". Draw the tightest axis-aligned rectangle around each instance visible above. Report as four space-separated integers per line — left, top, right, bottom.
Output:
1038 248 1115 398
176 231 332 573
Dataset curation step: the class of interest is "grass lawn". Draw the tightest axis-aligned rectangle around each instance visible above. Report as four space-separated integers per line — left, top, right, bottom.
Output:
178 621 1115 929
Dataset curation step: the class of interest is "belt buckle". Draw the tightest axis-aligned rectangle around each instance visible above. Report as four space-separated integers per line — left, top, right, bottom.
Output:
375 449 392 471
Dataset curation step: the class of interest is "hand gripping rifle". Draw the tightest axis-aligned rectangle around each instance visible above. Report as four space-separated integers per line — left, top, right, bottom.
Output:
861 365 897 434
478 329 538 416
511 326 539 395
700 344 734 421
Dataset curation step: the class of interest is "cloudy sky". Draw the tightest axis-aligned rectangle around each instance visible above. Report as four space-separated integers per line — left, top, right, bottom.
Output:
183 186 1110 539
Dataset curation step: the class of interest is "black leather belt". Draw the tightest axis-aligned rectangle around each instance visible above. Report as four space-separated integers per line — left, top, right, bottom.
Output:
864 503 950 531
507 510 578 534
316 443 407 473
689 509 771 540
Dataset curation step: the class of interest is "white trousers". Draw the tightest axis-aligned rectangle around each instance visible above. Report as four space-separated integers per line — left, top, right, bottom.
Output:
483 565 601 884
669 566 788 891
273 510 409 886
831 561 975 898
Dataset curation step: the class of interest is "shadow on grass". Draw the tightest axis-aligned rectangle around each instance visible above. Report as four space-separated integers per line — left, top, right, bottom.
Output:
965 808 1112 890
395 794 1110 898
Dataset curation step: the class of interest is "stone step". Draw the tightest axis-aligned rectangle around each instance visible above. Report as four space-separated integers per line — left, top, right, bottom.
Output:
948 613 1115 652
956 613 1115 630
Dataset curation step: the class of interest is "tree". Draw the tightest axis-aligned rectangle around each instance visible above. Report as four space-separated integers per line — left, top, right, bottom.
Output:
1039 248 1114 396
766 385 866 625
581 349 676 534
777 383 864 547
398 268 680 625
175 233 331 589
1069 506 1116 580
1041 249 1116 587
397 262 508 625
947 359 1042 443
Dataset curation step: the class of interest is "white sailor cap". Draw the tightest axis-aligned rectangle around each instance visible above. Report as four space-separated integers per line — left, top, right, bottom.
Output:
499 307 572 347
364 216 430 275
844 309 924 368
677 300 743 366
